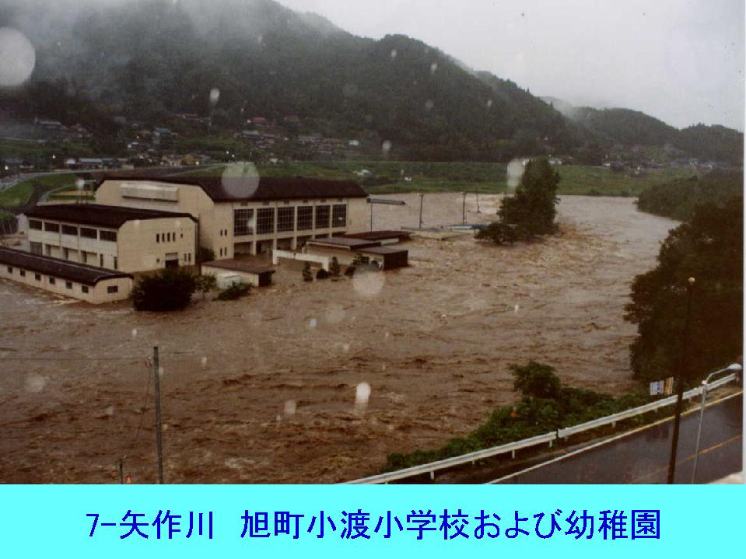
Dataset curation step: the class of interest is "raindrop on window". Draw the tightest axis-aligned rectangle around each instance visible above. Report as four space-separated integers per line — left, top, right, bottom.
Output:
0 28 36 87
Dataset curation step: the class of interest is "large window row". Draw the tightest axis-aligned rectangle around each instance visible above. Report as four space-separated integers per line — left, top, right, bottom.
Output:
29 220 117 242
234 204 347 235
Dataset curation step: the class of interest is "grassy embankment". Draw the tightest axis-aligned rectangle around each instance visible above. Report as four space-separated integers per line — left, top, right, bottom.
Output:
176 161 694 196
0 174 77 208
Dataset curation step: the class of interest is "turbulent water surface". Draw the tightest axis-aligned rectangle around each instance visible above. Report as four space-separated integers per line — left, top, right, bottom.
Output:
0 194 677 483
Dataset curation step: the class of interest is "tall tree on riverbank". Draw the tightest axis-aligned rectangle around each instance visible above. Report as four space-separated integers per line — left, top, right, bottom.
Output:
625 200 743 383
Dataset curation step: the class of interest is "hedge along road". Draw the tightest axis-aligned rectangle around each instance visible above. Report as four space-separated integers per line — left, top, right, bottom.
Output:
490 392 742 484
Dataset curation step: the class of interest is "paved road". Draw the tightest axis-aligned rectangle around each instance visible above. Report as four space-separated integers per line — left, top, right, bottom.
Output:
493 393 742 484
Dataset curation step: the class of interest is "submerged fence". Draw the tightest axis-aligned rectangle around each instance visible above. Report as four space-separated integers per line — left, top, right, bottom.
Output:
347 373 739 484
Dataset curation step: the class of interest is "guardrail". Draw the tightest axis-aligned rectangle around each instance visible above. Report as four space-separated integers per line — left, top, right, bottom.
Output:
347 373 739 484
556 373 736 438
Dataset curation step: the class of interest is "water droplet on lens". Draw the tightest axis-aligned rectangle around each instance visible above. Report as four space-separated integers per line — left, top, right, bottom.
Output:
0 28 36 87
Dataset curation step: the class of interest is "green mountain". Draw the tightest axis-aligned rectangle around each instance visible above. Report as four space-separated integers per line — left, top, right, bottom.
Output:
542 97 743 164
0 0 742 164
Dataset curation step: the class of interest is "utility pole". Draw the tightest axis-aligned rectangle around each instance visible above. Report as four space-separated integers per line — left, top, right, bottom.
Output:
462 192 467 224
667 277 695 484
418 193 424 230
476 189 481 214
153 346 165 484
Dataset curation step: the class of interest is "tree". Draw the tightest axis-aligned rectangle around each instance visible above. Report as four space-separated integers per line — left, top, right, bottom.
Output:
195 274 217 299
625 200 743 383
511 361 562 400
498 157 560 239
132 269 197 311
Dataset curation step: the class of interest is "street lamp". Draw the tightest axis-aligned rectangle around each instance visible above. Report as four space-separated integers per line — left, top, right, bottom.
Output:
667 277 695 484
690 362 742 483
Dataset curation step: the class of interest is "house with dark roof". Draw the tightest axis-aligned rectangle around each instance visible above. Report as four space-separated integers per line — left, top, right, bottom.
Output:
24 204 198 273
95 173 369 257
0 247 133 304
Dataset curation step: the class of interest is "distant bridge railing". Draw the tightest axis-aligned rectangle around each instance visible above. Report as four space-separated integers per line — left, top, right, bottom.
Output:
347 373 739 484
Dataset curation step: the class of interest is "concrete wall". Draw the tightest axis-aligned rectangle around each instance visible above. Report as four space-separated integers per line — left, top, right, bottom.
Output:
0 265 132 303
273 249 330 271
304 245 384 269
97 179 226 257
201 265 266 287
347 198 369 234
118 217 197 272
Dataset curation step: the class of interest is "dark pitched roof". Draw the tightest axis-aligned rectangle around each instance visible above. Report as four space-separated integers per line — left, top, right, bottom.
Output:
97 174 368 202
0 248 132 286
25 204 195 229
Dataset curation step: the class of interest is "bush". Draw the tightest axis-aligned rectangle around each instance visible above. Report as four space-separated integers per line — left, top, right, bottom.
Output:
344 266 356 277
302 262 313 282
195 274 217 299
329 257 341 277
511 361 561 399
216 282 250 301
475 222 518 245
316 268 330 280
382 361 651 472
132 269 197 311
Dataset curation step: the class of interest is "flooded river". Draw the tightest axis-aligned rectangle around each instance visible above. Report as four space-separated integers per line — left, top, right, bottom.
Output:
0 194 677 482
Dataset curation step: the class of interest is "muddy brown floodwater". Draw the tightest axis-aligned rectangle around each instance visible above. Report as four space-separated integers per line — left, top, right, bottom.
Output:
0 194 677 483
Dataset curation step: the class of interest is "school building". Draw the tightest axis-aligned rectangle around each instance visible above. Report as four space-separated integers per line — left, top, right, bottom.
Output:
94 175 369 259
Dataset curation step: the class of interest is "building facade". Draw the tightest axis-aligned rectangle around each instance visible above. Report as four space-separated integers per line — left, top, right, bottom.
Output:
24 204 198 273
95 175 369 258
0 247 133 303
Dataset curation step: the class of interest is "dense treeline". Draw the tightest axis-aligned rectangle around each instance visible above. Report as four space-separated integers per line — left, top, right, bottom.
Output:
636 171 743 221
550 104 744 166
673 125 744 165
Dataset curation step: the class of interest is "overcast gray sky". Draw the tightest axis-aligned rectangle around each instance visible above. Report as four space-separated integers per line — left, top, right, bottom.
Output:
278 0 744 130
